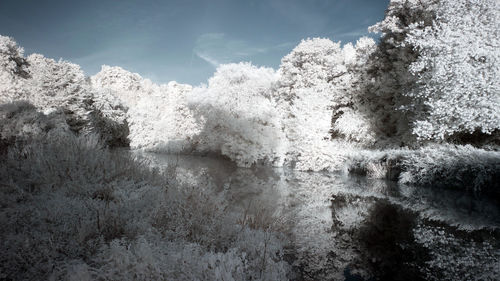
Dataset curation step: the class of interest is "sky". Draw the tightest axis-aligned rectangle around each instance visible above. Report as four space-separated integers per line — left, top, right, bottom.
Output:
0 0 389 85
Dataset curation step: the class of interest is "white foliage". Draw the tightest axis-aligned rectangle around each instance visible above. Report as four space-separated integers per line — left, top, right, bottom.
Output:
0 37 129 145
91 65 151 108
369 0 438 39
333 109 375 144
370 0 499 141
276 37 379 170
188 62 285 167
276 38 345 168
92 66 200 151
399 144 500 191
406 0 500 139
367 0 439 142
0 35 28 103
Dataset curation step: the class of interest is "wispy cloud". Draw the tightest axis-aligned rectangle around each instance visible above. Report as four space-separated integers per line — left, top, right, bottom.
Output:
194 51 220 67
335 28 370 38
193 33 293 68
327 26 373 43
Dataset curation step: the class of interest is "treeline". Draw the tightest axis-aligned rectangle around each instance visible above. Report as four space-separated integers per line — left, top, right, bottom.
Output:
1 0 498 169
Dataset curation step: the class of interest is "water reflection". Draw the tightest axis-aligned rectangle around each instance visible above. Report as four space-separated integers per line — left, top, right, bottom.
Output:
134 152 500 280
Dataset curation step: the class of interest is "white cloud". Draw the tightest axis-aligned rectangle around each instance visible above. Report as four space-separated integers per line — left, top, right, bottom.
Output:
194 51 220 67
193 33 293 68
335 28 370 38
328 27 373 42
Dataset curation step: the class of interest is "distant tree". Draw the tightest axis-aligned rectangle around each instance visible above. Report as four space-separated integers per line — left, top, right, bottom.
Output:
91 65 152 108
275 37 379 169
92 66 198 151
188 62 284 166
25 54 93 133
0 35 29 103
1 37 129 145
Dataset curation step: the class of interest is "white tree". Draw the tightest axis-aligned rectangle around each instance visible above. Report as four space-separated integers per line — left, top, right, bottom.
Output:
91 65 151 108
276 38 346 159
1 37 129 145
369 0 499 143
368 0 439 143
92 66 199 151
0 35 29 104
25 54 92 133
330 37 379 145
275 37 379 170
405 0 500 140
188 62 284 167
26 55 129 145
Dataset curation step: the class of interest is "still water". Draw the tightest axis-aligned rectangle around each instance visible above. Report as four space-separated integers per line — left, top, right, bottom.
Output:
136 152 500 280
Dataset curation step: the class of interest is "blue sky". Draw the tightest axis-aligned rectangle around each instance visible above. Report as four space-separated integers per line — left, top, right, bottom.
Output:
0 0 388 85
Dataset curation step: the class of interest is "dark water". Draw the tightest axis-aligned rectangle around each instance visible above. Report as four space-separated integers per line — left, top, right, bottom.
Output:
135 152 500 280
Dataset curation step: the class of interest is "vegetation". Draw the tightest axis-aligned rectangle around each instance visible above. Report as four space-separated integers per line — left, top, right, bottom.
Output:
0 0 499 279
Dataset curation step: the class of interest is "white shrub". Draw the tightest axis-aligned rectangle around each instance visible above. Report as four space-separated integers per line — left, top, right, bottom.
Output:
399 144 500 192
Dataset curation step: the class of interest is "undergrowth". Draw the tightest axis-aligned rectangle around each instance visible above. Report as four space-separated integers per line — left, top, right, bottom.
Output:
0 133 290 280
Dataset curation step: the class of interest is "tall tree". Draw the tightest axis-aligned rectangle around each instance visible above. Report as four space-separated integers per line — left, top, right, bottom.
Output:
406 0 500 141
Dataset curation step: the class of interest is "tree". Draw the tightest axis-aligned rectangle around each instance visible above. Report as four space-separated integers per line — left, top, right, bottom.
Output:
367 0 439 144
276 38 348 160
369 0 499 144
0 35 29 104
91 65 151 108
1 37 129 146
25 54 92 133
405 0 500 140
329 37 379 145
188 62 284 166
275 37 379 170
92 66 198 151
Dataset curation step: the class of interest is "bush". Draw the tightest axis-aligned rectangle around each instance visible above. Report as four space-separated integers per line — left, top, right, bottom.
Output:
0 134 290 280
344 145 500 193
0 101 69 149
